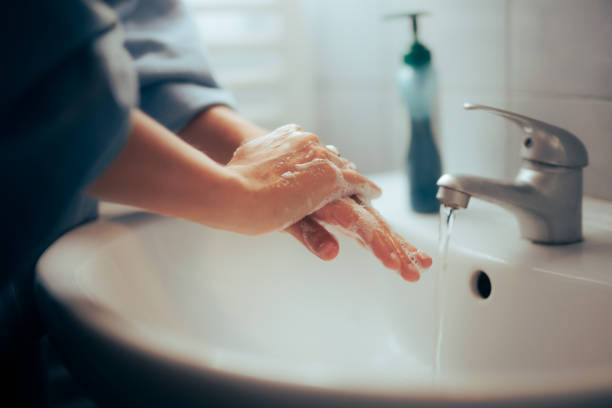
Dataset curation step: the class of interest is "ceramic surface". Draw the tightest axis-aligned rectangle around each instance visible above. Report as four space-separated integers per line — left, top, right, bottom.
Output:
36 172 612 406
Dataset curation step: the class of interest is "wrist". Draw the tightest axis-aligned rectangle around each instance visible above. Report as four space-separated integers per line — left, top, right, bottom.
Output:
204 164 257 234
179 105 267 164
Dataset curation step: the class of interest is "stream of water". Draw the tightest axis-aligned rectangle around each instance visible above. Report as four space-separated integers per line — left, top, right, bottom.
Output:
433 205 457 379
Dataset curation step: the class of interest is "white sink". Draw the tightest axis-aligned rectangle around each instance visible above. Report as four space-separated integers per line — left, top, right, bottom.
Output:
36 172 612 406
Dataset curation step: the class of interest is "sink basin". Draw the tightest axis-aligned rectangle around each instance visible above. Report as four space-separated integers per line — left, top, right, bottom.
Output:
36 172 612 406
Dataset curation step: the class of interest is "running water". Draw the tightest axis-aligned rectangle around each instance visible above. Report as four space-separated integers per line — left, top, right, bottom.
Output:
433 205 457 379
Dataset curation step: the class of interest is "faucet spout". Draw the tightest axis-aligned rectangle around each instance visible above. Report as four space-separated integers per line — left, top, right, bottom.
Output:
436 174 535 210
434 103 587 245
436 166 583 245
436 183 470 209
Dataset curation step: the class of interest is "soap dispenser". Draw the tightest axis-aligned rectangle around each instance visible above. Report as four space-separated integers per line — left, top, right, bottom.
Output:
385 12 442 213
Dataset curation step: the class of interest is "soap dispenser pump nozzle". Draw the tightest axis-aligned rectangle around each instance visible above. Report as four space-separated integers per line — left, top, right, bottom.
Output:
384 12 431 67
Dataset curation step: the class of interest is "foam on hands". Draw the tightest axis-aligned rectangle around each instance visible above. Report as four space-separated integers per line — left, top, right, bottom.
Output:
270 134 429 278
297 217 318 243
359 201 428 277
407 248 424 274
281 171 296 179
292 158 378 215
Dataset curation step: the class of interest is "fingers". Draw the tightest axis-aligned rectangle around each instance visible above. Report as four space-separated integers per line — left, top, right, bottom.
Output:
360 203 432 278
241 125 380 202
290 132 350 170
320 148 349 170
340 169 382 200
285 216 339 261
228 124 384 237
313 198 431 282
390 231 433 270
315 199 406 273
369 229 402 270
293 159 382 204
401 236 432 269
362 205 433 281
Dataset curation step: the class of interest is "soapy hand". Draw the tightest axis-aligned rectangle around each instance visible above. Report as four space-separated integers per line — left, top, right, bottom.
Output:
226 124 381 235
227 124 432 281
285 197 432 281
313 197 432 281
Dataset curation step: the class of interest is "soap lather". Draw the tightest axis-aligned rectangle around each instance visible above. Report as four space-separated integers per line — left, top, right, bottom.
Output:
385 12 442 213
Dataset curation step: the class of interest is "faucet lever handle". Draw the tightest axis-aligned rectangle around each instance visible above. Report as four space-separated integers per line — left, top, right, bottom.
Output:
464 103 588 168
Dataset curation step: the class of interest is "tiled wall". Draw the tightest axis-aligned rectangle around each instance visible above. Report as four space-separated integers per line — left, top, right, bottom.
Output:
304 0 612 199
507 0 612 199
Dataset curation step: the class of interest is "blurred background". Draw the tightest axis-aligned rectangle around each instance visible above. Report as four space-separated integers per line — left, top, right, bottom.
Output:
184 0 612 200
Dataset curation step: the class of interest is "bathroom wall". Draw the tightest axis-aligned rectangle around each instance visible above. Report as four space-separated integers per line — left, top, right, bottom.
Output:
507 0 612 199
302 0 612 199
186 0 316 132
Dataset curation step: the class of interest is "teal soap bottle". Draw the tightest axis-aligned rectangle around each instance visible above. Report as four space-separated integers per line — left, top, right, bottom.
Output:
386 12 442 213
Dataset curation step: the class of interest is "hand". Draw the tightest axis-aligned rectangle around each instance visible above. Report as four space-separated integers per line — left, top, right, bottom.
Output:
179 111 432 279
312 197 433 281
226 124 381 235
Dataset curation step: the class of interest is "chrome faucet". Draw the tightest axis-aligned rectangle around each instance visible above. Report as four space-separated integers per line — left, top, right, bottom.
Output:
436 103 589 245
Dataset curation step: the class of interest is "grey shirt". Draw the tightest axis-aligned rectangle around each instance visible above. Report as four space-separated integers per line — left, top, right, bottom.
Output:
1 0 234 378
110 0 235 131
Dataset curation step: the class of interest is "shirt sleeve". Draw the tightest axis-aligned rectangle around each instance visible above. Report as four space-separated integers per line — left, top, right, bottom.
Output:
2 0 137 367
110 0 237 132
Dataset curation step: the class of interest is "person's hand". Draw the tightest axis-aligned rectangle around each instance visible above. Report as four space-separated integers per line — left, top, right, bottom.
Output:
313 197 433 281
179 110 431 280
226 123 432 281
88 111 430 281
226 124 381 235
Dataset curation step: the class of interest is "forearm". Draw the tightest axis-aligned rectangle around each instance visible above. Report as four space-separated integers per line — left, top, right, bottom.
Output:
86 109 244 230
85 109 430 278
178 105 267 164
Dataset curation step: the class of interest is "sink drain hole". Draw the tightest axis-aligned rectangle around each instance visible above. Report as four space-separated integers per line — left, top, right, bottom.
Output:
471 271 491 299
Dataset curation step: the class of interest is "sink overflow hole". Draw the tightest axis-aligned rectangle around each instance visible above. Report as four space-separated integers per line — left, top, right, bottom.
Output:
471 271 492 299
